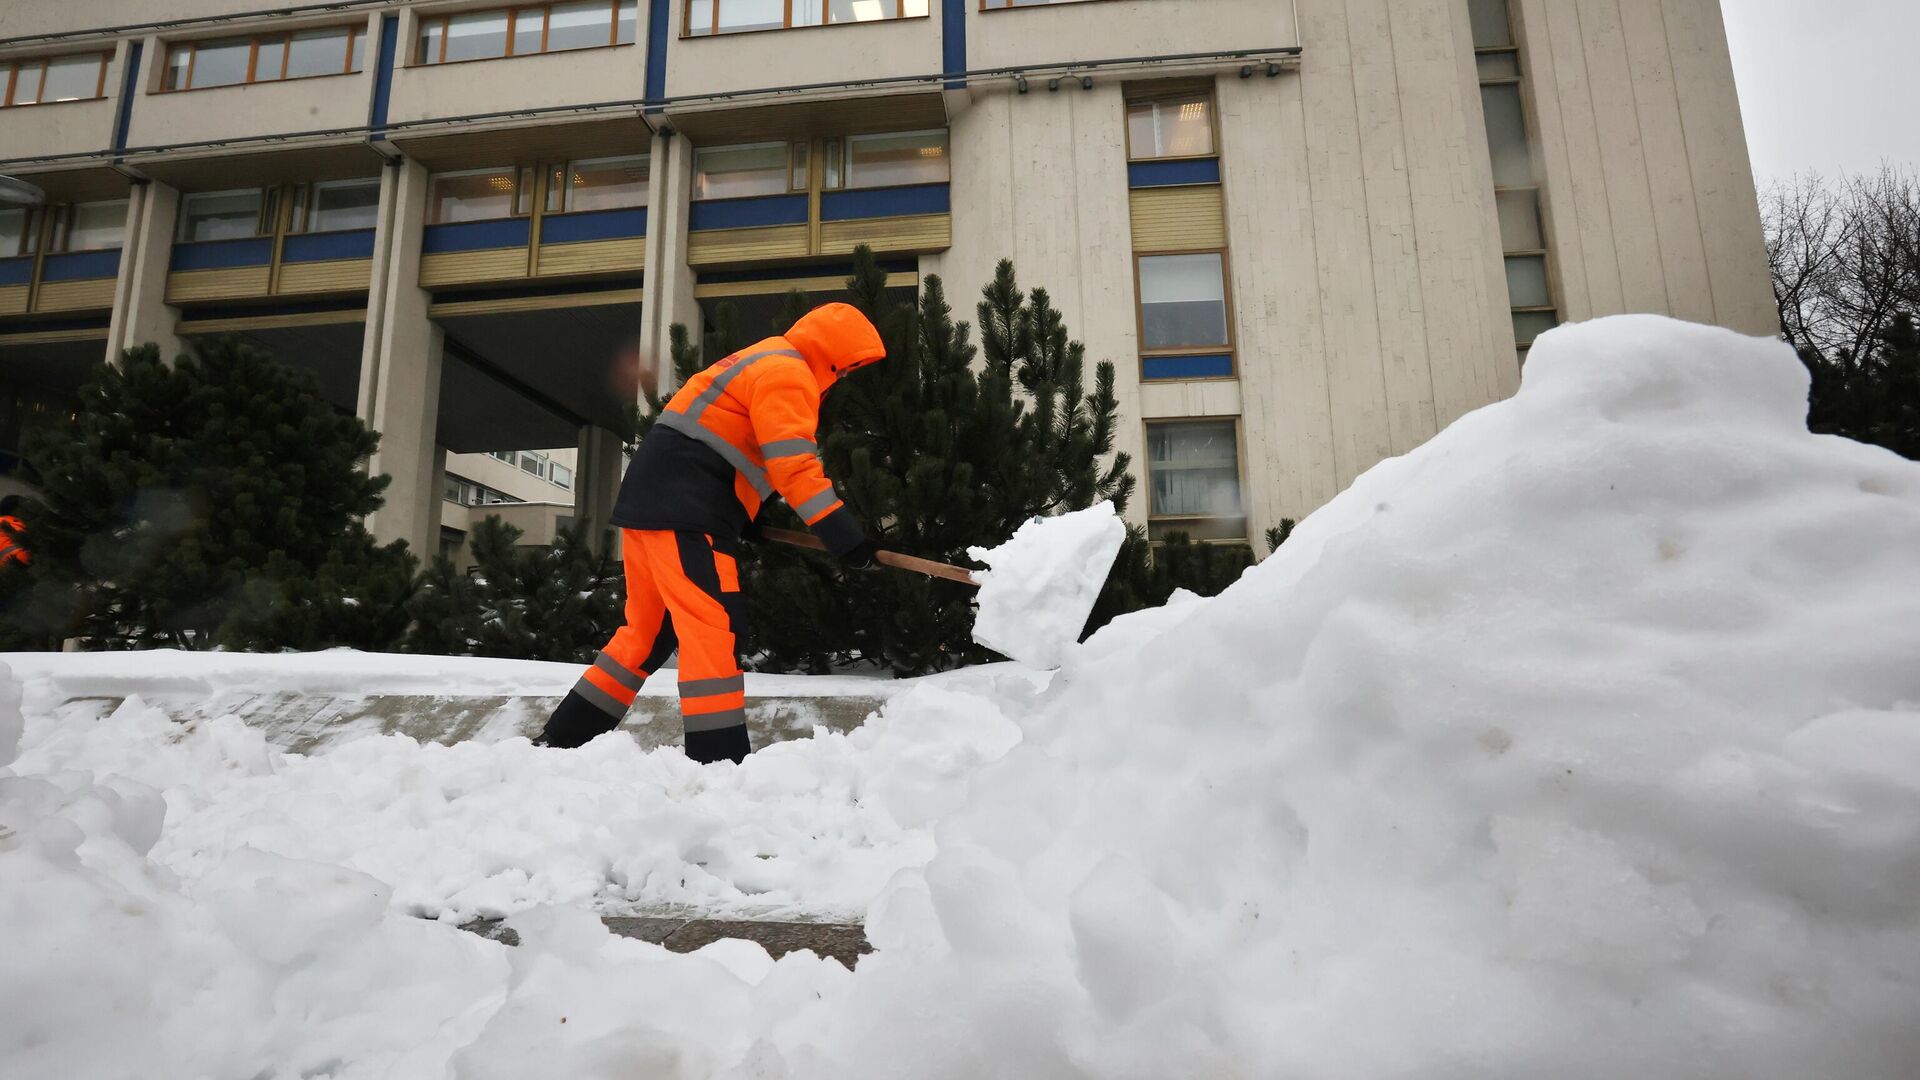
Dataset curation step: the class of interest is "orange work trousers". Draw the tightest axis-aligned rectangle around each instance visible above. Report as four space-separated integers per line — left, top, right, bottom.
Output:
572 529 747 735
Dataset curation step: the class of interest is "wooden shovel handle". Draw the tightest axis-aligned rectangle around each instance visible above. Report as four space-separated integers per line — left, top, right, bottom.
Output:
759 527 979 587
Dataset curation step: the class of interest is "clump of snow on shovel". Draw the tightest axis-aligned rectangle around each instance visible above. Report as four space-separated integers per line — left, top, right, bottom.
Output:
967 503 1126 669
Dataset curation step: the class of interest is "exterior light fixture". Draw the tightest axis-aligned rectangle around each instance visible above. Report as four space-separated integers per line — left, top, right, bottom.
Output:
1266 61 1282 76
1047 77 1060 91
1016 75 1028 93
1239 65 1254 78
1080 75 1093 90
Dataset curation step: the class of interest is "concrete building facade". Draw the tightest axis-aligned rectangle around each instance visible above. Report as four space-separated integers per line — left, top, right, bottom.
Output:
0 0 1774 555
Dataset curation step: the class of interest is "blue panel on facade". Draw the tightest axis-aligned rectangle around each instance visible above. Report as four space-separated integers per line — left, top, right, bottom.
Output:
1128 158 1223 188
942 0 966 88
113 41 143 154
688 195 810 231
369 15 399 135
0 257 33 286
819 184 950 222
541 207 648 244
283 230 377 263
41 250 122 282
169 237 274 271
1142 354 1234 380
421 218 533 254
644 0 670 104
695 258 917 286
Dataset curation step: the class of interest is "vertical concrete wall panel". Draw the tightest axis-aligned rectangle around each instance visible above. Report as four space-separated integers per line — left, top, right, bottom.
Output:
1661 0 1776 335
1218 73 1339 532
1619 0 1716 325
363 160 444 554
1296 0 1391 489
1574 0 1672 316
1537 0 1629 318
108 181 183 363
1345 0 1438 454
1389 0 1515 423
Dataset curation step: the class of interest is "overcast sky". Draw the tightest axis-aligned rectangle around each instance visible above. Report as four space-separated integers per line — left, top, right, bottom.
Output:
1721 0 1920 187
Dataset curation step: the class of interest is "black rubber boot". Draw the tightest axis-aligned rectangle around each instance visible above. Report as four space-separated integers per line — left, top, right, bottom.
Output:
534 690 623 748
684 724 752 765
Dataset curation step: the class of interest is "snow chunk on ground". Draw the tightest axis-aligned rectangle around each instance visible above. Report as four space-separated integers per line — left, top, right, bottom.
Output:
968 503 1127 668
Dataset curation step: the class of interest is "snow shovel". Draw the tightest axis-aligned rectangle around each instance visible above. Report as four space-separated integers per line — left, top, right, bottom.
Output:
759 527 978 586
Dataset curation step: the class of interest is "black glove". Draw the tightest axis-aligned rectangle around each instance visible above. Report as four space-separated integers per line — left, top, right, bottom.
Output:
840 538 880 571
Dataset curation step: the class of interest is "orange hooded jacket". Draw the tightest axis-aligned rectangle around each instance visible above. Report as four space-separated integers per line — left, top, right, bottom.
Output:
610 302 885 555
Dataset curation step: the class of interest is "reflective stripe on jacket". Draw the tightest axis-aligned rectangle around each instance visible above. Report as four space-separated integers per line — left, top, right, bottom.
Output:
0 515 26 566
610 303 885 555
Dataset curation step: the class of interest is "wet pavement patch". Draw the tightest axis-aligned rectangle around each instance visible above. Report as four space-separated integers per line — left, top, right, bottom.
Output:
460 915 873 969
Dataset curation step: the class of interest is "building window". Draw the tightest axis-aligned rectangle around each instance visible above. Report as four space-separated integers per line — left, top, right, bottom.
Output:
836 129 948 189
1146 419 1246 542
1 207 38 257
444 474 524 507
1137 252 1231 353
693 143 795 200
685 0 928 37
558 155 649 212
549 462 574 489
52 200 127 252
1471 0 1557 362
427 168 524 223
178 189 268 242
296 178 381 233
3 53 110 107
417 1 637 64
1126 89 1215 160
162 26 363 90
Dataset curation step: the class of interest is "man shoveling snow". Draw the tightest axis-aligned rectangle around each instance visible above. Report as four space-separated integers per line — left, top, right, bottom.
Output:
537 304 889 763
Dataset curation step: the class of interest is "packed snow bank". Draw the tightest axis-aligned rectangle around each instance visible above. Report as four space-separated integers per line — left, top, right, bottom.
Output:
11 677 1024 923
2 648 907 702
8 315 1920 1078
968 503 1127 668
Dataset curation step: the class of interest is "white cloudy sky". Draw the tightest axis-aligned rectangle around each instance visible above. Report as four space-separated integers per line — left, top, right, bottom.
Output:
1721 0 1920 186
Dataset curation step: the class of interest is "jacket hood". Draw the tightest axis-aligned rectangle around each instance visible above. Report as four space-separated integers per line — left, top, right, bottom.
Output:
784 302 886 390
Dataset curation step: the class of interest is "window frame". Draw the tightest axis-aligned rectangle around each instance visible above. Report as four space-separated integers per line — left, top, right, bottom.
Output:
838 127 950 190
1132 248 1238 379
416 0 637 65
682 0 928 39
555 153 652 214
160 25 362 92
175 188 273 243
1122 85 1220 163
50 199 129 253
426 166 535 225
979 0 1123 9
295 177 383 234
2 52 111 108
1142 415 1250 542
691 140 804 201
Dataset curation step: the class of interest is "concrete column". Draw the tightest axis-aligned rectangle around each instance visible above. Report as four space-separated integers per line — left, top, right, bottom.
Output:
638 130 702 396
573 423 625 552
106 180 183 363
360 158 445 555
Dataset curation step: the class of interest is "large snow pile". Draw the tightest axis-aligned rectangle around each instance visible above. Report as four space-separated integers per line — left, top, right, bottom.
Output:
969 502 1127 668
6 315 1920 1078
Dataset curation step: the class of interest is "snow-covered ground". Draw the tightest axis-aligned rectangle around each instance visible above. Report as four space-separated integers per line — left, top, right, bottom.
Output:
5 315 1920 1078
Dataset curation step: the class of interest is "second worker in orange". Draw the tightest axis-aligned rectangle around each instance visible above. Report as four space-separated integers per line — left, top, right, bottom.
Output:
535 302 885 763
